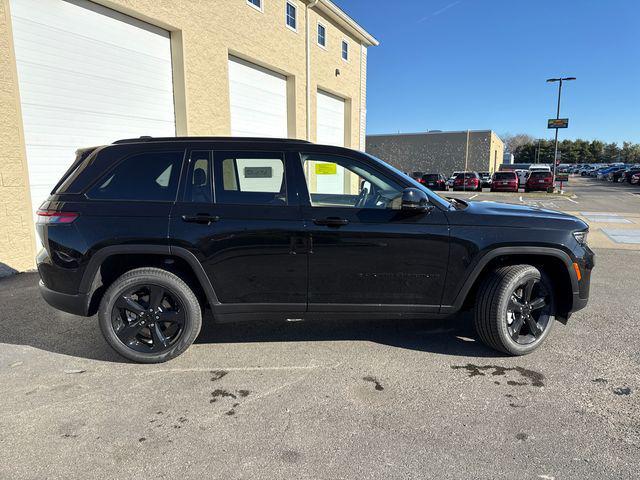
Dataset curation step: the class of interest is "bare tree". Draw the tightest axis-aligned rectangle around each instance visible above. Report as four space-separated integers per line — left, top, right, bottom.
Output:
501 133 536 154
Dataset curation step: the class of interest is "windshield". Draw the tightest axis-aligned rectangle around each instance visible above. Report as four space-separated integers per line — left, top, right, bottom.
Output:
363 152 451 208
494 172 516 180
456 172 477 179
530 171 551 179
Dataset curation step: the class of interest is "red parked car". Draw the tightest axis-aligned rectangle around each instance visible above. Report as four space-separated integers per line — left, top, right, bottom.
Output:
490 171 519 192
453 172 482 191
421 173 449 191
525 171 554 192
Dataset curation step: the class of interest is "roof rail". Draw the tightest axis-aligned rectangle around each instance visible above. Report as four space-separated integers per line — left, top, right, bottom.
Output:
112 136 312 144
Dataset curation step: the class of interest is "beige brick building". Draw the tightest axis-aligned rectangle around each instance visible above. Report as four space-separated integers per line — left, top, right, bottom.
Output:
0 0 377 273
366 130 505 177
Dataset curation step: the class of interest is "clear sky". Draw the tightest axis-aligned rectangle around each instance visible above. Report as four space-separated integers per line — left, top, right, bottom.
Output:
337 0 639 145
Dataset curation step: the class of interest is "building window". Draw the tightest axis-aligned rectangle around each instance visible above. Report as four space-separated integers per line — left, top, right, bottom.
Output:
341 40 349 61
247 0 262 12
317 23 326 47
286 2 297 31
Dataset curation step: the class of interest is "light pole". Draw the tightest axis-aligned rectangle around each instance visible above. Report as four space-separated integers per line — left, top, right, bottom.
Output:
546 77 576 189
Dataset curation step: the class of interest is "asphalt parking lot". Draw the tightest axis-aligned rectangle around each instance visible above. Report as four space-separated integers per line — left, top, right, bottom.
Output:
1 176 639 479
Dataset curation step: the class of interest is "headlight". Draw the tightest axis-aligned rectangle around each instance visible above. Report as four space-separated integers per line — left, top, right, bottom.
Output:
573 230 588 245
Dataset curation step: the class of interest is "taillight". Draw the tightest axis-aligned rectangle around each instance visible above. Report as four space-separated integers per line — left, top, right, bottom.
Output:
36 210 79 224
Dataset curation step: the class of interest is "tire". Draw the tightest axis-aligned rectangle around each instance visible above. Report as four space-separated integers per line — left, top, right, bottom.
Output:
474 264 555 356
98 267 202 363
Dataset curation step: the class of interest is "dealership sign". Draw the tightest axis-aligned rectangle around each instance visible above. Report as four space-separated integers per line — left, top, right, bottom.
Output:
548 118 569 128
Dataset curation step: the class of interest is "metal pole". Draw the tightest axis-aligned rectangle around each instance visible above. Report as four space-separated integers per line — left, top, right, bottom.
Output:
463 129 470 191
552 79 562 188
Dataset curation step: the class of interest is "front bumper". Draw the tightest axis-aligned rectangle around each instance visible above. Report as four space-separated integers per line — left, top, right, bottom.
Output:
39 281 91 316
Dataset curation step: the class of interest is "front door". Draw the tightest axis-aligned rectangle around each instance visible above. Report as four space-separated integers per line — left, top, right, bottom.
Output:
169 148 307 313
296 152 450 312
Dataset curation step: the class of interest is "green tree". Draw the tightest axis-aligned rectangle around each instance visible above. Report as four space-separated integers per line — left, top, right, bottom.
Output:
621 142 640 163
603 143 620 163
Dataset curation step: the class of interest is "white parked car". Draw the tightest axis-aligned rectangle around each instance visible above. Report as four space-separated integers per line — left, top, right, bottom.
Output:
447 171 463 187
515 169 529 186
529 164 552 173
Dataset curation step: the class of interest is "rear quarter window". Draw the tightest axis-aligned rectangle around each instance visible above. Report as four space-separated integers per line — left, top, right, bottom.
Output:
87 151 184 202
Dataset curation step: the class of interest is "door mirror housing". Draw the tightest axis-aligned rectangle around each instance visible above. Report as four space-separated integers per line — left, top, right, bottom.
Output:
400 188 432 213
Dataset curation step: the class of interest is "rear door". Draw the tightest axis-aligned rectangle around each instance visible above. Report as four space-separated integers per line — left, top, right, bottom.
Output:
169 145 307 314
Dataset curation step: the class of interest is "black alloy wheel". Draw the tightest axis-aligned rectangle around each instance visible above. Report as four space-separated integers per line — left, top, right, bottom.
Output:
112 284 185 353
99 268 202 363
505 277 552 345
474 264 555 356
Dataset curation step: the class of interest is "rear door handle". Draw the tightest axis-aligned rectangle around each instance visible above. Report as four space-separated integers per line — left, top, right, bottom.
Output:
181 214 220 225
313 217 349 227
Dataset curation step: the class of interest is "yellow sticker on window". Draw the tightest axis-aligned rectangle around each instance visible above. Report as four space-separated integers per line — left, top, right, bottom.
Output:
315 163 337 175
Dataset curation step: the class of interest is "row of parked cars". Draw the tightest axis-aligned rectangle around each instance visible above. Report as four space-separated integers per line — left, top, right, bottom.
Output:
411 165 554 193
565 163 640 185
589 164 640 185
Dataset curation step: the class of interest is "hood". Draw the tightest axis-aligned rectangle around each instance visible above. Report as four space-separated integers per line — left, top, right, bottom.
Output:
448 200 587 231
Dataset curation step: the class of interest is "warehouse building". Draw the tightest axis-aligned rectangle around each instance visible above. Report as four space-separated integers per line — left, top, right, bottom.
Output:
0 0 377 273
366 130 504 177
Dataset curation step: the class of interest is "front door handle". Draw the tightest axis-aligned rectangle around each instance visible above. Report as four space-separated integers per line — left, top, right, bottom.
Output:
313 217 349 227
181 214 220 225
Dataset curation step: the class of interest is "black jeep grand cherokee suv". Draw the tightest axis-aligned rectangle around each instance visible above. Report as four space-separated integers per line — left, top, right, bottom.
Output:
37 137 593 363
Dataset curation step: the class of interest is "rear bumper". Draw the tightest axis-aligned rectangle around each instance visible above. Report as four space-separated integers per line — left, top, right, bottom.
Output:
39 281 91 316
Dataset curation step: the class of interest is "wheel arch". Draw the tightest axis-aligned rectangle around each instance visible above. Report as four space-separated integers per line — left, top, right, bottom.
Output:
444 247 579 321
81 245 220 316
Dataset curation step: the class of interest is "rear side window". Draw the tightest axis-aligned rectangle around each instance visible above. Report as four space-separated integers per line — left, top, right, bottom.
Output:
530 171 551 179
213 152 287 205
88 151 183 202
185 151 213 203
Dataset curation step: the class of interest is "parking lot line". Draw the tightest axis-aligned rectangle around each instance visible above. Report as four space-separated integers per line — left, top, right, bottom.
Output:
602 229 640 244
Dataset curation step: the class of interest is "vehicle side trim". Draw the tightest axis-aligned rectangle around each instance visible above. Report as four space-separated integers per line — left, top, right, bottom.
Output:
79 245 222 309
170 246 222 307
440 246 579 314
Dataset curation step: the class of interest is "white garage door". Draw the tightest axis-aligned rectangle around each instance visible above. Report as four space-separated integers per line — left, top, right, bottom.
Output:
317 90 345 147
10 0 175 215
228 57 288 138
316 90 346 193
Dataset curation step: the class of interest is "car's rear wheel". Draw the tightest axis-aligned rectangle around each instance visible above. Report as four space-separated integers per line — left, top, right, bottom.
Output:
474 264 555 355
98 268 202 363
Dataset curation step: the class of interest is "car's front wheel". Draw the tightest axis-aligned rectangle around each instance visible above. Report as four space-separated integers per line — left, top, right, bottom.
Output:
474 264 555 355
98 268 202 363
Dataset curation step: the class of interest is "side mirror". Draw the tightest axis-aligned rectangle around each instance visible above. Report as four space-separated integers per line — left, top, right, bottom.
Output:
401 187 432 213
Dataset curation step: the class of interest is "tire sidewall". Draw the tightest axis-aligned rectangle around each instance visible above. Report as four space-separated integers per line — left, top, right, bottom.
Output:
99 270 202 363
496 267 555 355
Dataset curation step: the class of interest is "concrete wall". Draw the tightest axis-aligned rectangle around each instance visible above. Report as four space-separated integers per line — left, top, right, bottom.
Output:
0 0 36 274
366 131 504 177
0 0 372 273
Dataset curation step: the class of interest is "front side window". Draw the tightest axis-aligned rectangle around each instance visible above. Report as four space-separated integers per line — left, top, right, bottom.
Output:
317 23 326 47
286 2 297 30
341 40 349 61
88 151 183 202
214 152 286 205
301 153 403 209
